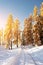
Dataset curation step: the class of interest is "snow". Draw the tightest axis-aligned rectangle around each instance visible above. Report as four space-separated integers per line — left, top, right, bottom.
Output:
0 45 43 65
25 45 43 65
30 46 43 65
0 46 21 65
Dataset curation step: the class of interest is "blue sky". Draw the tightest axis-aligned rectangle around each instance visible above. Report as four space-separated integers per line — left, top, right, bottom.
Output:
0 0 43 29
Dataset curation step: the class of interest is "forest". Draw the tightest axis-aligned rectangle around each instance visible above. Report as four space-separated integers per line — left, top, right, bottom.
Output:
0 2 43 49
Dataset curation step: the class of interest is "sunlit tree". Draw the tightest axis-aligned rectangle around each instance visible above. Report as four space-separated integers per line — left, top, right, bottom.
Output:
23 15 32 45
32 15 41 46
40 2 43 17
0 30 3 45
39 2 43 44
13 19 21 47
4 14 13 49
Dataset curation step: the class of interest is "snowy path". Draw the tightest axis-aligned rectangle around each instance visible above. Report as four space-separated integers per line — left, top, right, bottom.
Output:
25 46 43 65
2 48 36 65
0 46 43 65
24 49 36 65
30 46 43 65
0 46 22 65
12 48 36 65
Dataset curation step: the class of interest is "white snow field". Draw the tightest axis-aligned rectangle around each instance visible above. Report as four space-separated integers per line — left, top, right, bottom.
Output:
0 45 43 65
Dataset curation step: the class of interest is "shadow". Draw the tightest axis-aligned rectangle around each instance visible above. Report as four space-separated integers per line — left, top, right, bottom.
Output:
29 46 43 64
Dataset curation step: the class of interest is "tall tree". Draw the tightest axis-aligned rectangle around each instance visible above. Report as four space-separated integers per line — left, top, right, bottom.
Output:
32 15 41 45
23 15 32 45
39 2 43 44
40 2 43 17
0 30 3 45
4 14 13 49
13 19 21 47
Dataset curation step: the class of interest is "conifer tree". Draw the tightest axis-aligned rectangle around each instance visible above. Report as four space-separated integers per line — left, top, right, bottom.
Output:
4 14 13 49
13 19 21 47
23 15 32 45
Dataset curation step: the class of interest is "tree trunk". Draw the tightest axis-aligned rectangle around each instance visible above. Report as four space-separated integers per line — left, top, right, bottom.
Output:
17 44 18 47
10 41 12 49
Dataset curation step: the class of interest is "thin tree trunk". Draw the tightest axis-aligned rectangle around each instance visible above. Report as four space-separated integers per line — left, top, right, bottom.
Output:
11 41 12 49
17 33 18 47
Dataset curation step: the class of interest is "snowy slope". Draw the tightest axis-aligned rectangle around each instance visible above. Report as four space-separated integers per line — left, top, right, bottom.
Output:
0 46 21 65
25 45 43 65
30 46 43 65
0 45 43 65
2 48 35 65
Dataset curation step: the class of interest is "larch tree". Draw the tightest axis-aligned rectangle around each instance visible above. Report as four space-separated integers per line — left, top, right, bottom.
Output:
4 14 13 49
39 2 43 44
32 6 41 46
13 18 21 47
23 15 32 45
0 30 3 45
40 2 43 17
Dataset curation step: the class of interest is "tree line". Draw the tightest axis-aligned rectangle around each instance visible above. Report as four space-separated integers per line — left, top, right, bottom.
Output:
0 2 43 49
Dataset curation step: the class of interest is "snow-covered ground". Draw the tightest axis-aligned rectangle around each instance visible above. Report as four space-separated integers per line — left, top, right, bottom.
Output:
24 45 43 65
0 45 43 65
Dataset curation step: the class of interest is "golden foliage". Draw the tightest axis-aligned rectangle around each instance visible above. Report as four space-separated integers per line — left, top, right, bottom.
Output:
13 19 21 46
40 2 43 16
33 6 38 16
4 14 13 48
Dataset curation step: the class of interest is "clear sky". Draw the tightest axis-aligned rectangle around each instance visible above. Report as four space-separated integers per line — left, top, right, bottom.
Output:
0 0 43 29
